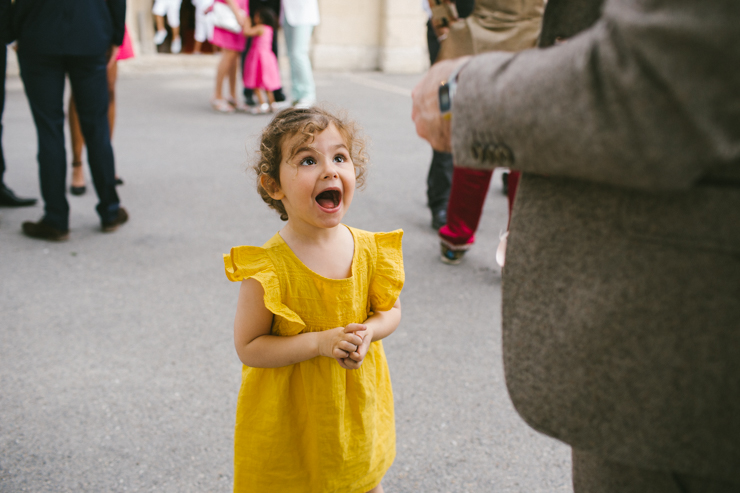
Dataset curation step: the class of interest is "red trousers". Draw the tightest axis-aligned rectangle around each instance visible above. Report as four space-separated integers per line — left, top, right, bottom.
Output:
439 167 520 247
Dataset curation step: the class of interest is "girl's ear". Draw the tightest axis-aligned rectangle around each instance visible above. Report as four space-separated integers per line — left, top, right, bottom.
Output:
260 174 285 200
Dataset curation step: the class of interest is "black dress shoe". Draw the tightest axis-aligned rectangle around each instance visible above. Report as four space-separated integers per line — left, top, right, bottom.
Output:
70 184 86 196
431 209 447 231
0 184 37 207
22 220 69 241
102 207 129 232
115 176 124 186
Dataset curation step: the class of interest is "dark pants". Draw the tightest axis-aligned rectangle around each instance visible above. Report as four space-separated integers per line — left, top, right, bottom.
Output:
425 20 454 216
18 49 119 231
572 449 740 493
426 149 454 215
1 44 7 183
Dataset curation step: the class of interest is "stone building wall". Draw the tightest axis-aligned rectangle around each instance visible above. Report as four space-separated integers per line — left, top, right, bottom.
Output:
125 0 428 73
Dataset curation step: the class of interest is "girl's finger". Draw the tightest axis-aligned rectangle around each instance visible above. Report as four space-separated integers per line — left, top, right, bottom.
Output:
333 348 351 359
343 323 366 334
344 334 363 346
339 341 358 353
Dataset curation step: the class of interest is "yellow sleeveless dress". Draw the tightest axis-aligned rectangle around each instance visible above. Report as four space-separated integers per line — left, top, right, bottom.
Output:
223 226 404 493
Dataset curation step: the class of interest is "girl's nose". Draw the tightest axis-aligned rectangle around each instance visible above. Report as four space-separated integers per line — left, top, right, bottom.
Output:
322 161 339 179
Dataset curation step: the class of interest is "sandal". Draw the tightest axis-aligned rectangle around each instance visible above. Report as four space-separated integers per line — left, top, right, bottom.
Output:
249 103 270 115
211 98 235 113
70 161 86 196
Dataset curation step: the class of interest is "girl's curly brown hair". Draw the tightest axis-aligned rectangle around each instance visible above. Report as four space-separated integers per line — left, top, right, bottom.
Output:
253 106 369 221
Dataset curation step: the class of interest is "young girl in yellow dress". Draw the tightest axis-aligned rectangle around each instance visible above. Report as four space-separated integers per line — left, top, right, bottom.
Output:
223 107 404 493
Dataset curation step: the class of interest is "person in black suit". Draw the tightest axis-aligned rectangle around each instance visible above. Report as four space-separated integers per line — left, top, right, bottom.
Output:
12 0 128 240
0 0 37 208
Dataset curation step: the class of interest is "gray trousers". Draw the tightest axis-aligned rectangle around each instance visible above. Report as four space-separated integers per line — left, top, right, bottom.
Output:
573 450 740 493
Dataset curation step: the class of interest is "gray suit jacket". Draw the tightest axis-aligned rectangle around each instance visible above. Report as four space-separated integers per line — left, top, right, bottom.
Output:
451 0 740 482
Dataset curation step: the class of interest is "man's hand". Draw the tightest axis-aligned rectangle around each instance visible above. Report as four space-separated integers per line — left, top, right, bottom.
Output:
411 57 470 153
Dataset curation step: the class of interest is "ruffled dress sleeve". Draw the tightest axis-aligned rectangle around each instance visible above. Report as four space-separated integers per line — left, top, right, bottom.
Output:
224 246 307 335
368 230 405 312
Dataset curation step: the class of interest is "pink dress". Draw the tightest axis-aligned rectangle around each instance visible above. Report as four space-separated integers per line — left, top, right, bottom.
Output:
211 0 248 52
242 25 281 91
116 27 135 61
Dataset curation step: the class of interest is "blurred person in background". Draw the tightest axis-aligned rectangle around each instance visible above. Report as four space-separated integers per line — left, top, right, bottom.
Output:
281 0 318 108
67 26 134 195
422 0 474 231
0 0 36 208
193 0 215 54
153 0 183 54
210 0 249 113
429 0 544 265
241 7 281 114
12 0 128 240
241 0 287 108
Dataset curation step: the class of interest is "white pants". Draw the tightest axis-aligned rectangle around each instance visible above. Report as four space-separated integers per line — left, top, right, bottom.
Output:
152 0 183 28
283 22 315 102
194 0 215 42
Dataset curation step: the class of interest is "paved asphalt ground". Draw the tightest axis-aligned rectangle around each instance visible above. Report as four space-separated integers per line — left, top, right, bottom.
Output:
0 61 571 492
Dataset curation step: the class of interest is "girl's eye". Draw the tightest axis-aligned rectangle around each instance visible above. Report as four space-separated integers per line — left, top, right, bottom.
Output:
334 155 347 163
299 157 316 166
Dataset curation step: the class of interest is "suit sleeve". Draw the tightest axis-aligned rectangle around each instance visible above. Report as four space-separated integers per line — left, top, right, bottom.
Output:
450 0 740 190
108 0 126 46
0 0 10 44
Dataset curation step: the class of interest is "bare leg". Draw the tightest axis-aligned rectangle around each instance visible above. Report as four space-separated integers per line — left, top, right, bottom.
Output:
69 58 120 189
214 50 237 100
107 60 122 183
255 89 266 105
172 26 180 40
68 96 86 188
228 53 238 102
266 90 275 105
366 484 384 493
193 40 202 54
155 15 166 32
107 60 117 139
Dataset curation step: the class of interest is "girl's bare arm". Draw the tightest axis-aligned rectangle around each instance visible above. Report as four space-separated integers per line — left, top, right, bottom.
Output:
366 298 402 342
233 278 363 368
242 24 263 37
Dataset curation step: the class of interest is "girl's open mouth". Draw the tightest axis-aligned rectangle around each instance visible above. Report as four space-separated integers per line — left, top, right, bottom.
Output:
315 189 341 210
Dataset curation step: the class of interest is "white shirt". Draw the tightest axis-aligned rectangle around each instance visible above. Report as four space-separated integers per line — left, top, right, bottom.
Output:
281 0 320 27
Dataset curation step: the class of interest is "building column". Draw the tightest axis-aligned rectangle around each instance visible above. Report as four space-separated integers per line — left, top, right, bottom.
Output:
379 0 427 73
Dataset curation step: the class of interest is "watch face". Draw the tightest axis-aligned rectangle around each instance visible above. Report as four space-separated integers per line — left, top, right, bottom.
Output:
438 84 451 114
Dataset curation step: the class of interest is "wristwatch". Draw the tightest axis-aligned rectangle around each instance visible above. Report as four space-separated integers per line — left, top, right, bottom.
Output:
438 60 469 120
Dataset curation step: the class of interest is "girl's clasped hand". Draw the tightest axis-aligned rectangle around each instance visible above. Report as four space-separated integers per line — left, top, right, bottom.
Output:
320 323 373 370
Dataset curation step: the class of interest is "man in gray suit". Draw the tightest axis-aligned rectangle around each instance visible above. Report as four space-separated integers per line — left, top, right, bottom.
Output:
412 0 740 490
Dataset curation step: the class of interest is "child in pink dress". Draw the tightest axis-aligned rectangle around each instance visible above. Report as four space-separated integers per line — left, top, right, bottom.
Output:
242 8 281 114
